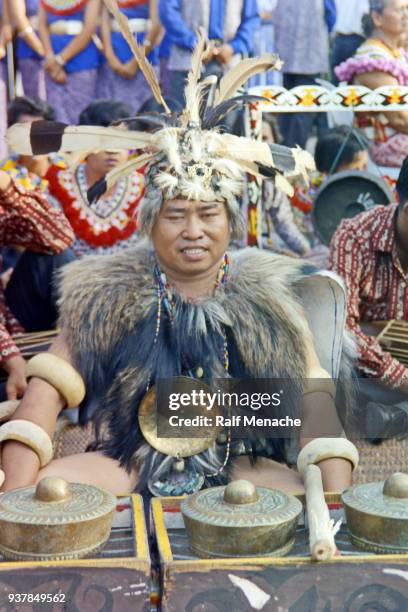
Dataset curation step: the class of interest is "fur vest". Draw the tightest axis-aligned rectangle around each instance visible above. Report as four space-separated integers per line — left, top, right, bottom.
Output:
58 244 324 492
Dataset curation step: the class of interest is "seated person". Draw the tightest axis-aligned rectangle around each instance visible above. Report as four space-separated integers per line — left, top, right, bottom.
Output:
1 96 67 272
1 96 63 194
261 114 311 256
0 169 74 400
291 126 369 247
335 0 408 168
329 156 408 440
46 100 145 258
1 50 354 497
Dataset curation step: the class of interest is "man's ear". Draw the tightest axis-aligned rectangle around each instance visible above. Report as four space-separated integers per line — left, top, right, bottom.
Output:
371 10 384 29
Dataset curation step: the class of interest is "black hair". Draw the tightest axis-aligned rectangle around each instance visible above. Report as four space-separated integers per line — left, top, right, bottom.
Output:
7 96 55 126
314 126 368 173
78 99 134 127
362 0 387 38
397 156 408 209
129 96 182 131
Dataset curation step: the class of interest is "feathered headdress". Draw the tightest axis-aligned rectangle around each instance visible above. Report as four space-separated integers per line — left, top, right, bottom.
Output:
7 0 314 237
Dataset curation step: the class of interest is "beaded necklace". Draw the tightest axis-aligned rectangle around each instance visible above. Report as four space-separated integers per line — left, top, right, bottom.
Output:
153 253 230 371
148 254 231 485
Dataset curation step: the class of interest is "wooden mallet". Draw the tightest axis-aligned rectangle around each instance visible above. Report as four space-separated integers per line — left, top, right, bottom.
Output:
297 438 359 561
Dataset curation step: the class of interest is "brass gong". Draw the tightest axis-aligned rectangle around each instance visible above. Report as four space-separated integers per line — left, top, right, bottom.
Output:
138 377 223 458
342 472 408 554
181 480 303 558
0 477 116 561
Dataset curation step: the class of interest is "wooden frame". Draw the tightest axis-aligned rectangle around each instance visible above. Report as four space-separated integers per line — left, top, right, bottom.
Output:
0 495 151 612
151 495 408 611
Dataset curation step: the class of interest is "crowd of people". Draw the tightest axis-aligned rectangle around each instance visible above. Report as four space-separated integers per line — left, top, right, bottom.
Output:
0 0 406 495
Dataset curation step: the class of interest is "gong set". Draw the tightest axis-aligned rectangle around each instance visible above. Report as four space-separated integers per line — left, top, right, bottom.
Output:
0 373 405 561
0 466 406 561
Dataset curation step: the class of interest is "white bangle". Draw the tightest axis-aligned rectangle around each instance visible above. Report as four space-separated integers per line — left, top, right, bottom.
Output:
26 353 86 409
297 438 359 475
54 54 65 67
0 420 53 467
18 25 34 38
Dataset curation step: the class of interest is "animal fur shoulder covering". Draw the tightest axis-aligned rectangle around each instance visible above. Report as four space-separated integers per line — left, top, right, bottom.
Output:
58 243 312 381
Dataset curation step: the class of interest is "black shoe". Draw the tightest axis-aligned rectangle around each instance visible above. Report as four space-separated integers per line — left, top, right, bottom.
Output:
365 402 408 443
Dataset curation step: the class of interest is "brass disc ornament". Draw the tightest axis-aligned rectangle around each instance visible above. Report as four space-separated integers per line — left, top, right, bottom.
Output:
0 477 116 561
342 472 408 553
138 377 223 458
181 479 302 558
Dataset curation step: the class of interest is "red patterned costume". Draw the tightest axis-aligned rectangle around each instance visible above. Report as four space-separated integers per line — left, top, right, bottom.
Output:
0 179 74 362
329 203 408 385
46 163 144 257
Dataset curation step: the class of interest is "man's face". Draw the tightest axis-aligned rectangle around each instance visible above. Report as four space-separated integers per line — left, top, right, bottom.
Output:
151 198 231 277
86 150 129 176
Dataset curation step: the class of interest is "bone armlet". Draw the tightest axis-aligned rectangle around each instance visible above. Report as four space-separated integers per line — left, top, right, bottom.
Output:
303 368 336 400
297 438 359 475
0 419 53 467
26 353 86 409
297 438 359 562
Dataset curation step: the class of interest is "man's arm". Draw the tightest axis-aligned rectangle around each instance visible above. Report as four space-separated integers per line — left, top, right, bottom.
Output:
328 222 406 386
159 0 197 50
51 0 101 66
229 0 260 56
300 324 352 492
9 0 45 57
0 171 74 253
324 0 336 33
1 334 71 491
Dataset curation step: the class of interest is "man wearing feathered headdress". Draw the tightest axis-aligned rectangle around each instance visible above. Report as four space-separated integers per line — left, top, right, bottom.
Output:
0 1 355 497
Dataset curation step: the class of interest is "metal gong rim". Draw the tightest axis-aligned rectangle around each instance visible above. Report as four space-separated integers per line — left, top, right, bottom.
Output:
138 376 221 458
312 170 393 246
342 480 408 520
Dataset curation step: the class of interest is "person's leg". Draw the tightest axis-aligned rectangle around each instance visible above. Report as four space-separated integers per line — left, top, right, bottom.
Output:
232 456 304 493
35 451 138 495
332 34 364 81
357 377 408 441
169 70 189 108
19 58 46 100
5 248 75 332
46 69 98 124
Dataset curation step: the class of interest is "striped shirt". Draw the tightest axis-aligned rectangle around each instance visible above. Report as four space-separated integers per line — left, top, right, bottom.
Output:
328 203 408 386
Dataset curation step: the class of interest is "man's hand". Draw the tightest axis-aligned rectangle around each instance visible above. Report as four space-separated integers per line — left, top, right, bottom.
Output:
1 268 13 290
0 170 11 192
4 356 28 400
120 59 139 80
45 57 67 84
202 42 215 64
213 44 234 65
